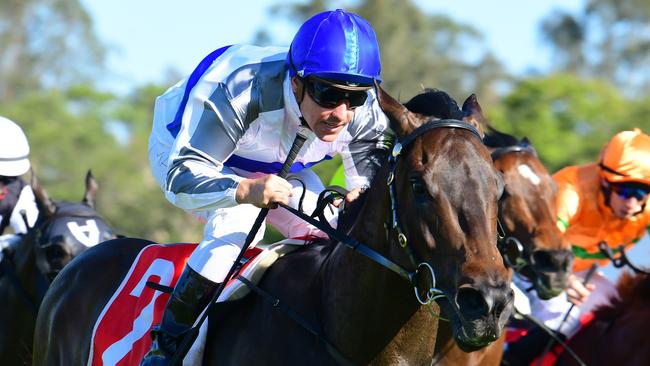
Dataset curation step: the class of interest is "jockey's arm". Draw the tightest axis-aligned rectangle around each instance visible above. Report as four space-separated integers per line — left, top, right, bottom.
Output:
335 121 392 206
164 81 267 211
554 174 595 305
338 102 393 196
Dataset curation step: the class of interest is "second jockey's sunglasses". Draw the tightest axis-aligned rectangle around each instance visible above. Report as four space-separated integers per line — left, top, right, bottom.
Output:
303 77 370 109
610 183 650 200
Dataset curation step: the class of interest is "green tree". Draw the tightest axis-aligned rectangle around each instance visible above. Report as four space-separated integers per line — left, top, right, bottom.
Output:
0 0 106 102
488 73 649 172
258 0 507 105
540 0 650 92
103 84 204 242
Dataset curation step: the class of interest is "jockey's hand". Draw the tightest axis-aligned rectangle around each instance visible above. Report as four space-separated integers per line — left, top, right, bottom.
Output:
566 273 595 306
236 175 293 208
332 187 364 208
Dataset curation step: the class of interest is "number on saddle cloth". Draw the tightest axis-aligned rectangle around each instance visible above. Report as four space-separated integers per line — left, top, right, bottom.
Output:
88 241 304 366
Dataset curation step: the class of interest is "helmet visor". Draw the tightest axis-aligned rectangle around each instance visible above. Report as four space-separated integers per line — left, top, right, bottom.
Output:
303 77 369 109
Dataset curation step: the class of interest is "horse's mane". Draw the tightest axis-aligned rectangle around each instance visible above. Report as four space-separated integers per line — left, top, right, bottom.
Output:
482 126 524 149
592 271 650 320
403 89 526 150
403 88 464 120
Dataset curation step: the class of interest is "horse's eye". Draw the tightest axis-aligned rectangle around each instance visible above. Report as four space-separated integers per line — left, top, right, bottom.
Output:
410 177 429 199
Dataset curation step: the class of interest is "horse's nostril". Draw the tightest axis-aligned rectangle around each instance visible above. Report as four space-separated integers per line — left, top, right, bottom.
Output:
533 250 554 271
456 287 489 318
533 250 572 272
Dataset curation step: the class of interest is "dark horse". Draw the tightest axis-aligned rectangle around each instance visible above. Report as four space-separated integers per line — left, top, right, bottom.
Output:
0 171 115 365
554 271 650 366
399 92 572 365
34 87 513 365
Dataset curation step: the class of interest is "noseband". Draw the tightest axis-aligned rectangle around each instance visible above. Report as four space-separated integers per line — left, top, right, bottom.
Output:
386 119 483 304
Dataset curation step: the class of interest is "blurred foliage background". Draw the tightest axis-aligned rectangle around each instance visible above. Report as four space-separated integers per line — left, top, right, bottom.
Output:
1 0 649 243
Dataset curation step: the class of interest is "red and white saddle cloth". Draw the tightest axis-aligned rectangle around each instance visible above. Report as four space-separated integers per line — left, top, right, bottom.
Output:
87 240 302 366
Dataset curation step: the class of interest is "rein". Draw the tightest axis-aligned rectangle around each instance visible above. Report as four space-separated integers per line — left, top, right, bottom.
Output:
266 119 486 359
235 120 489 364
598 241 650 275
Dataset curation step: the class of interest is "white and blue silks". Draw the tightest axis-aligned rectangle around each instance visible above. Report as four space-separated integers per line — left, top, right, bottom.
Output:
148 45 392 282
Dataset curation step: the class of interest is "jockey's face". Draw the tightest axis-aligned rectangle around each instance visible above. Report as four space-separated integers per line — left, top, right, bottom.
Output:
607 182 650 218
292 76 364 142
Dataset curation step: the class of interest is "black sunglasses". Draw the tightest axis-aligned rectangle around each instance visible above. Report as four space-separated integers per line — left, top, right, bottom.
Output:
302 78 369 109
610 183 650 200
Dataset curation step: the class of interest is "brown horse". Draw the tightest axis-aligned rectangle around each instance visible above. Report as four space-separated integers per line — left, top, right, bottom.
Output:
401 91 572 365
0 171 115 365
33 86 512 365
554 271 650 366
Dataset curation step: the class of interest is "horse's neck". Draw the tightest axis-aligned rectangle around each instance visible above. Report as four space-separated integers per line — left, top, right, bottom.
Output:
320 163 421 360
3 237 46 303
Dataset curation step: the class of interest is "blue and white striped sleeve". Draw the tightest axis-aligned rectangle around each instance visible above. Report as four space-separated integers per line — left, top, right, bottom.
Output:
340 96 393 189
165 80 250 211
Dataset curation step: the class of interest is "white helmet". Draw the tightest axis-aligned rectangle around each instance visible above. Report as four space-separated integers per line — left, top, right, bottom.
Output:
0 116 31 177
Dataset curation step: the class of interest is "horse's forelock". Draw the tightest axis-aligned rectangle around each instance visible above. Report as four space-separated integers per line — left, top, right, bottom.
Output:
404 89 463 120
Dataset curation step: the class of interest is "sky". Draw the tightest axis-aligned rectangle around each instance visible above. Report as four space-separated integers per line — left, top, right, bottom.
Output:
82 0 586 93
82 0 649 280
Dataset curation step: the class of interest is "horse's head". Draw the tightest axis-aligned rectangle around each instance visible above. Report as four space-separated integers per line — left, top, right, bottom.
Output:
483 127 573 299
379 87 513 351
29 171 115 279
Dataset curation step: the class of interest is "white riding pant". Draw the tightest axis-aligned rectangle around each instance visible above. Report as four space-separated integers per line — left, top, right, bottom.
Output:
513 268 617 338
183 167 337 283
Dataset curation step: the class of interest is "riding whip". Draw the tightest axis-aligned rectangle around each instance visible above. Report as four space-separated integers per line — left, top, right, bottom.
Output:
169 126 311 365
536 262 598 366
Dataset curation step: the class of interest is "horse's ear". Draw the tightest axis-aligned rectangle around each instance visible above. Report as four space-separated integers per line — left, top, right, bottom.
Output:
376 82 418 138
83 169 98 209
30 174 56 217
462 94 486 138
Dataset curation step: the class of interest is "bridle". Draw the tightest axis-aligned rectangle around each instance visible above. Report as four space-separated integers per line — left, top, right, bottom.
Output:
280 119 486 306
490 142 543 278
598 241 650 275
247 119 498 365
385 119 484 304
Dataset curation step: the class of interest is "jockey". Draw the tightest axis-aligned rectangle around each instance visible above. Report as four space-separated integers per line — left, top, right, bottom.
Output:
503 128 650 365
143 9 392 364
0 116 39 260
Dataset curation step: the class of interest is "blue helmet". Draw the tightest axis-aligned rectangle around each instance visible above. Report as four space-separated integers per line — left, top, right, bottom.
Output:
287 9 381 85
